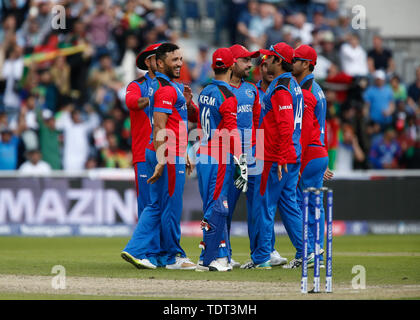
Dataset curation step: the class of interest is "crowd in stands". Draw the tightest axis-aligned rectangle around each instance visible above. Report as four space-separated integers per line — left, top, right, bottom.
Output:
0 0 419 173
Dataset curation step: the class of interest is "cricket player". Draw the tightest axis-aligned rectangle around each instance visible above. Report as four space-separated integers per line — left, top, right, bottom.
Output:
121 43 161 269
293 45 329 267
122 43 197 270
241 43 296 269
195 48 247 272
227 44 261 268
255 56 288 266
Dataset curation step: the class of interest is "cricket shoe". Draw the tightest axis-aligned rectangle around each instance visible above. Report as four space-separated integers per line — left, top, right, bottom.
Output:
282 253 314 269
196 257 232 272
308 250 324 269
230 258 241 268
165 256 196 270
240 260 272 269
270 250 288 266
121 251 157 270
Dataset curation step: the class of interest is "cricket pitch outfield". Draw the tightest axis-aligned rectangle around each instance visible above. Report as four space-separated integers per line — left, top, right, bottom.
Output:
0 235 419 300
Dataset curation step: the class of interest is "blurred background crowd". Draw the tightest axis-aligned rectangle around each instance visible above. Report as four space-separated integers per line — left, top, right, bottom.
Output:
0 0 419 173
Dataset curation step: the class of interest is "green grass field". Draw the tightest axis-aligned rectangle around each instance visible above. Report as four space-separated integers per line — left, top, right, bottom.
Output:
0 235 419 299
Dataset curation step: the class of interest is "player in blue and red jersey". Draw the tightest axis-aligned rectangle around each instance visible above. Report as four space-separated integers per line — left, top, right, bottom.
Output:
255 55 288 266
195 48 247 272
227 44 261 268
121 43 161 270
122 43 198 270
293 45 329 267
241 43 296 269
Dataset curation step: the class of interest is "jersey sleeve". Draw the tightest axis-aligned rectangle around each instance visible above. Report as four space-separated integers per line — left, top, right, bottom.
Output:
125 82 144 111
219 96 242 158
271 87 294 165
301 89 317 158
153 86 177 114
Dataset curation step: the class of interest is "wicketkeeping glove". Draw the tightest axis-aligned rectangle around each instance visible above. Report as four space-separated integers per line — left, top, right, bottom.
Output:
233 153 248 193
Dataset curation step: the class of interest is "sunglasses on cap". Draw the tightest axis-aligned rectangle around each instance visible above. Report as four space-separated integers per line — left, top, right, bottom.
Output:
292 57 312 64
269 45 287 61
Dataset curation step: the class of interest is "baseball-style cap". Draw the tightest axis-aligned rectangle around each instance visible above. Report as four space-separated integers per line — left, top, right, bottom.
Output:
212 48 236 69
229 44 260 59
373 69 386 81
294 44 317 66
260 42 294 64
136 43 162 70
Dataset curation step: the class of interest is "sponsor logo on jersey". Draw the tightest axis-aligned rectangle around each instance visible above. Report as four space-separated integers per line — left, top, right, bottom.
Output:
279 104 293 111
238 104 253 113
163 100 172 105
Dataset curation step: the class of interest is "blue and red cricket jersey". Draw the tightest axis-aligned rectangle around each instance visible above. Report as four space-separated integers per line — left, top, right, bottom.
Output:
125 73 154 217
230 80 261 155
297 74 329 256
196 79 241 265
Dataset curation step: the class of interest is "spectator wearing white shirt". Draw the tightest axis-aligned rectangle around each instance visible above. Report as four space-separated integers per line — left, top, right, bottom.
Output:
56 105 100 171
19 149 52 175
291 12 314 45
339 33 369 77
1 45 24 123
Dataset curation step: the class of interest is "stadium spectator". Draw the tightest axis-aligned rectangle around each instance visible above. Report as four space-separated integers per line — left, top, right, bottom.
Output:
390 75 408 103
145 0 176 42
324 0 340 28
333 10 353 44
335 123 365 173
100 133 131 168
37 108 61 170
369 127 402 169
407 67 420 111
1 44 23 123
265 11 285 48
339 33 368 77
0 0 31 30
0 127 19 170
18 149 52 174
368 35 395 75
363 70 395 129
86 0 113 60
290 12 314 45
55 105 100 171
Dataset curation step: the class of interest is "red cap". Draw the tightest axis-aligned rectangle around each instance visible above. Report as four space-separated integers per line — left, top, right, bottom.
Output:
136 43 162 70
212 48 236 69
260 42 294 64
294 45 317 66
229 44 260 59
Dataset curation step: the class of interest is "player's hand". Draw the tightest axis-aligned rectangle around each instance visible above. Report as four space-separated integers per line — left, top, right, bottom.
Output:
323 168 334 181
278 163 288 181
147 163 165 184
186 154 195 176
184 85 193 106
234 154 248 193
137 97 150 110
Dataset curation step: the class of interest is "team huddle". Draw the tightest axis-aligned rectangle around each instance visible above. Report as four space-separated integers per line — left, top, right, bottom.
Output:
120 41 332 272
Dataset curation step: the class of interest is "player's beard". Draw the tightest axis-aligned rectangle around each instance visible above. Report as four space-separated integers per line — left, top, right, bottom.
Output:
164 64 181 79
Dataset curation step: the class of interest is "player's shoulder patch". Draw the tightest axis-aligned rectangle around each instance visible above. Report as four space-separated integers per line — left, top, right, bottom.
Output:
134 76 146 84
217 85 235 100
156 76 171 87
275 77 291 89
301 78 314 91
